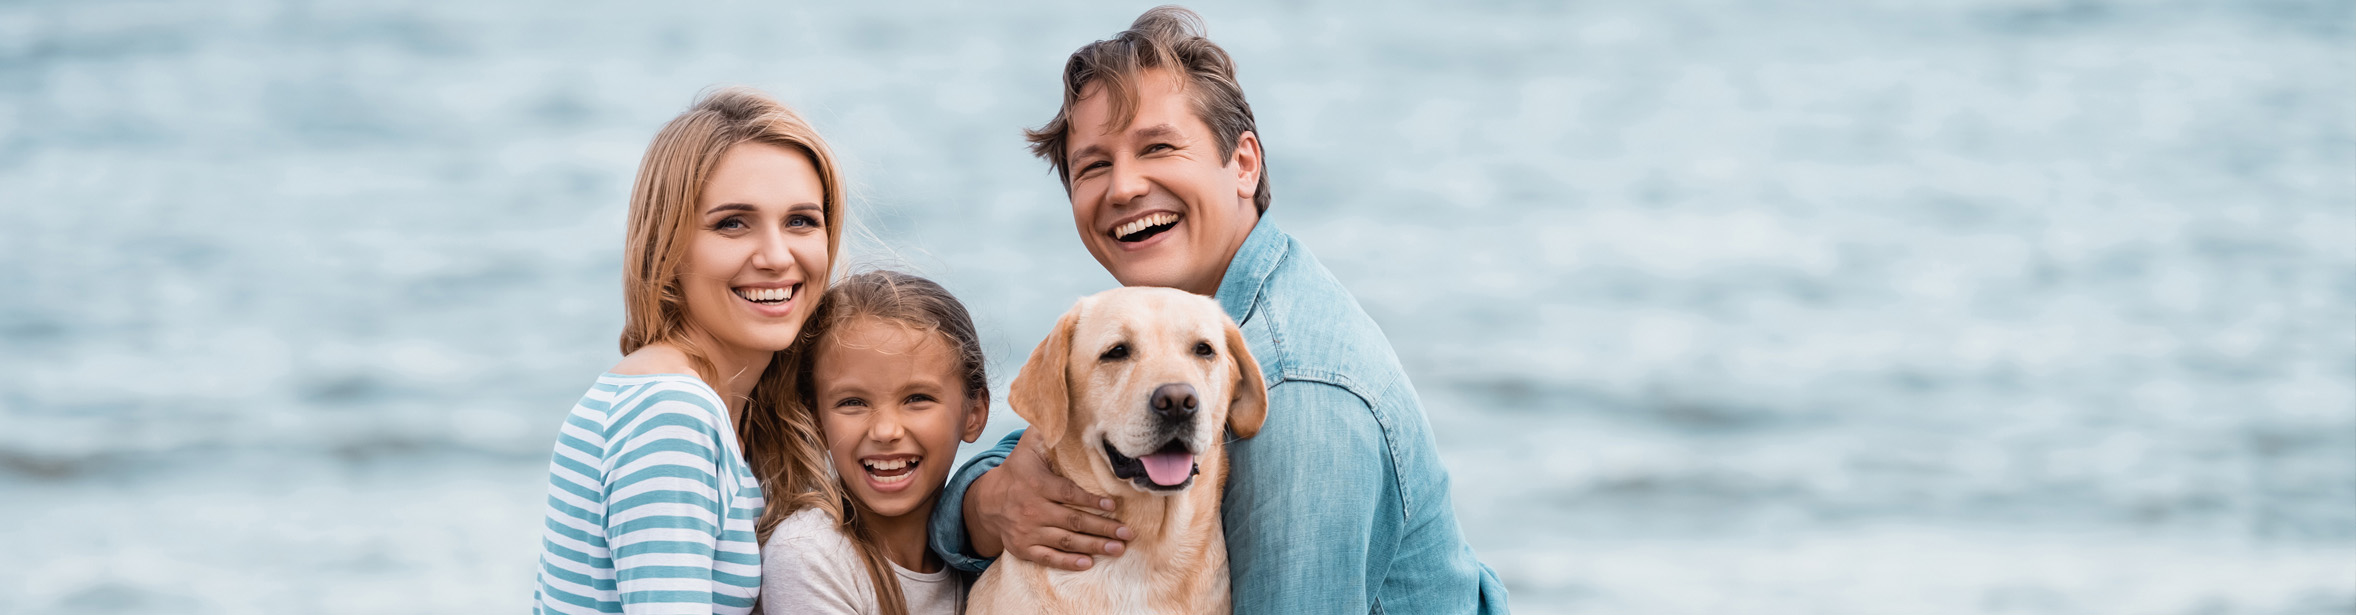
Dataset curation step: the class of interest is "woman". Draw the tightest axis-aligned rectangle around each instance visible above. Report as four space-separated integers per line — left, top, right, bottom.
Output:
535 87 844 615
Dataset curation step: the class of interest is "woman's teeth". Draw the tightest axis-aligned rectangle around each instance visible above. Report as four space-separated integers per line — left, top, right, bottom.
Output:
1114 212 1178 239
734 286 794 303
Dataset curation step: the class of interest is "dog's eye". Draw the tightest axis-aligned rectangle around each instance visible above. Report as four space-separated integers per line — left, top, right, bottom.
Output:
1099 343 1130 361
1194 341 1216 358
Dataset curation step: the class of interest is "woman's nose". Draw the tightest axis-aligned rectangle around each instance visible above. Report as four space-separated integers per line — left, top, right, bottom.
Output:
750 227 795 272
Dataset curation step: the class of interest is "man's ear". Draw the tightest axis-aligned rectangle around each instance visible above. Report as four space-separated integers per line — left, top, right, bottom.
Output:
959 396 990 444
1008 304 1080 448
1230 130 1261 201
1223 318 1268 439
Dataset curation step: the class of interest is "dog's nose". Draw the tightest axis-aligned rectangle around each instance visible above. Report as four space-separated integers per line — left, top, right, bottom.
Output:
1151 383 1198 422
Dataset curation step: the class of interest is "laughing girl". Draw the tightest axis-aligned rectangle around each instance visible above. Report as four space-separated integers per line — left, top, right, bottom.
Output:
760 271 990 615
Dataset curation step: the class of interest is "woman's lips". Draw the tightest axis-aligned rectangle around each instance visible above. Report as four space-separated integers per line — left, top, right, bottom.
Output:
731 283 801 317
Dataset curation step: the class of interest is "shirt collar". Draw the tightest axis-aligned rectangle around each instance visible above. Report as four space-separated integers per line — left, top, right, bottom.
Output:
1213 218 1287 326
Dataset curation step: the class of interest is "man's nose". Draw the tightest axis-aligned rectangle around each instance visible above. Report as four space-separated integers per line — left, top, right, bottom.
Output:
1151 383 1198 423
1106 160 1150 206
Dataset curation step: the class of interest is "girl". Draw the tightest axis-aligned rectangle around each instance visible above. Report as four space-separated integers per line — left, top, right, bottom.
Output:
760 271 991 615
535 87 843 615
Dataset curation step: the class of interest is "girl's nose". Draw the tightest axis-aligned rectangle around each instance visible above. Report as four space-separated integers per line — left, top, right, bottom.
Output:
867 410 907 442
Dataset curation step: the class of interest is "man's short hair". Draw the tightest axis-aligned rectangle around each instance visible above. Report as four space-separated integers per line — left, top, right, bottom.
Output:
1025 5 1272 214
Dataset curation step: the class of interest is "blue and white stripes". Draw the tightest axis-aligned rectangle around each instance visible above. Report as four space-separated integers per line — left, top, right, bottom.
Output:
537 373 766 615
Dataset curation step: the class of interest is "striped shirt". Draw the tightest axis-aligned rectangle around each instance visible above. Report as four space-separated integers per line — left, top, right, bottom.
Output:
536 373 766 615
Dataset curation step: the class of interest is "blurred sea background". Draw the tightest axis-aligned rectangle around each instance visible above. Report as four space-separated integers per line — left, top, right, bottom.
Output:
3 0 2353 613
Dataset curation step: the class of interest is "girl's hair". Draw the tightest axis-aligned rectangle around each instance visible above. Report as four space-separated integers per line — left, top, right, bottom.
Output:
779 270 988 615
617 86 846 547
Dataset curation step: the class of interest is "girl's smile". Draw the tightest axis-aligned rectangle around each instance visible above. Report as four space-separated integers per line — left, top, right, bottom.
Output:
813 317 989 519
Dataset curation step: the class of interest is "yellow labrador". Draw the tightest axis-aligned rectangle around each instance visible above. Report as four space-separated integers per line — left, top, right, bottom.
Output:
968 287 1268 615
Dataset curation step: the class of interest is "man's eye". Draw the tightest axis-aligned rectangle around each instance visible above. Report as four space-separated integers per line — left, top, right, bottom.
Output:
1144 143 1173 154
1099 343 1129 361
1194 341 1215 358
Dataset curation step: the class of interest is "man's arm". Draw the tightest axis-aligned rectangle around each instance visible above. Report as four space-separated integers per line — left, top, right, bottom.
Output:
1224 380 1397 615
927 429 1131 574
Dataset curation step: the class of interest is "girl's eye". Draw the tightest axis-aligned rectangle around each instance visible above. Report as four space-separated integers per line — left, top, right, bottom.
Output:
833 397 868 409
904 394 936 405
1100 343 1129 361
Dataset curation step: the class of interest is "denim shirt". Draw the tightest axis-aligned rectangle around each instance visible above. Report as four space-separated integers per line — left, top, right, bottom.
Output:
928 219 1510 614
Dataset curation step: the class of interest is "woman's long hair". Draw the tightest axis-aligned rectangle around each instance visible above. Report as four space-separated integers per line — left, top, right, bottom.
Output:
617 86 845 547
779 270 990 615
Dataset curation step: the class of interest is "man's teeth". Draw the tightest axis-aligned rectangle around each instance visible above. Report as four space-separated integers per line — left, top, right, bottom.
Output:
734 286 794 302
1114 212 1178 238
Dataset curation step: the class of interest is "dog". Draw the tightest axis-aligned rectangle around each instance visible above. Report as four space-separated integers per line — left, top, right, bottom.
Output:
966 287 1269 615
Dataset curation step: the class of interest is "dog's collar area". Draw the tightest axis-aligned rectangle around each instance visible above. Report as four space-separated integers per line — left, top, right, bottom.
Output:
1102 438 1199 491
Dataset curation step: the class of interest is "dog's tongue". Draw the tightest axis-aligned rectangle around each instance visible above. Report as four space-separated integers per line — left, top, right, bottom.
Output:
1140 452 1195 486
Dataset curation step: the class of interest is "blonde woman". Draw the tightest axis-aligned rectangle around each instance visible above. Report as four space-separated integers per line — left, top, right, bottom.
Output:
535 87 843 615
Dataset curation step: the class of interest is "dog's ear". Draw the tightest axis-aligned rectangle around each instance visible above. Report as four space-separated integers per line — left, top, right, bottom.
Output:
1009 303 1080 448
1223 317 1269 439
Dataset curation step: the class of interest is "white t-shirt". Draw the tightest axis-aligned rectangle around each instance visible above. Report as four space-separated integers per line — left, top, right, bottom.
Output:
761 507 967 615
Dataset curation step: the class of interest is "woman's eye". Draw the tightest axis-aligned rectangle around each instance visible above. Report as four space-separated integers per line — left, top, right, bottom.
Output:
1194 341 1216 358
787 214 818 228
713 216 748 231
1100 343 1129 361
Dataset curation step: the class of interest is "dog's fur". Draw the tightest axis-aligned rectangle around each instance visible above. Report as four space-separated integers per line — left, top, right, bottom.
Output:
966 287 1268 615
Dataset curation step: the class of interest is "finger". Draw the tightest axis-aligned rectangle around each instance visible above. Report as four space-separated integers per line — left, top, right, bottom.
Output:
1020 545 1093 572
1041 478 1114 512
1052 506 1132 544
1036 526 1124 558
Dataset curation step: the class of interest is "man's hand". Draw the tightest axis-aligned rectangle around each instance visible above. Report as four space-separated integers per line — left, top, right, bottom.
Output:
962 430 1133 571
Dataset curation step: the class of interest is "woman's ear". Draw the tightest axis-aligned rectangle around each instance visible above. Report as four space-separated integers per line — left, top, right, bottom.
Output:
960 396 990 444
1223 318 1268 439
1008 304 1081 448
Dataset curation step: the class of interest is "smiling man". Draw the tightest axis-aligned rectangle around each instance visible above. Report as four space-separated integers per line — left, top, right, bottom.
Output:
927 6 1510 614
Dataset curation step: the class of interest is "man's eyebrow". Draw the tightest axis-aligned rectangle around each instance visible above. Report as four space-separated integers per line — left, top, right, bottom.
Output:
1134 123 1180 140
1070 143 1107 163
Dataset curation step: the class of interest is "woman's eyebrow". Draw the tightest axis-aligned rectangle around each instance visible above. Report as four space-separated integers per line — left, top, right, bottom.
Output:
788 203 823 213
704 203 757 215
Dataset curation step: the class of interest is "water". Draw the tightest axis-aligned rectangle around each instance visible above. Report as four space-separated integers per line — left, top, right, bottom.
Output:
3 0 2352 613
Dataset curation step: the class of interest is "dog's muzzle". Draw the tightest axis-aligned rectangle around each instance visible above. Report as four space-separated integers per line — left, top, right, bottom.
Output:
1104 438 1198 492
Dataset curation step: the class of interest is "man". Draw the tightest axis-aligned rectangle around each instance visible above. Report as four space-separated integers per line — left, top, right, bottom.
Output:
928 7 1510 613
